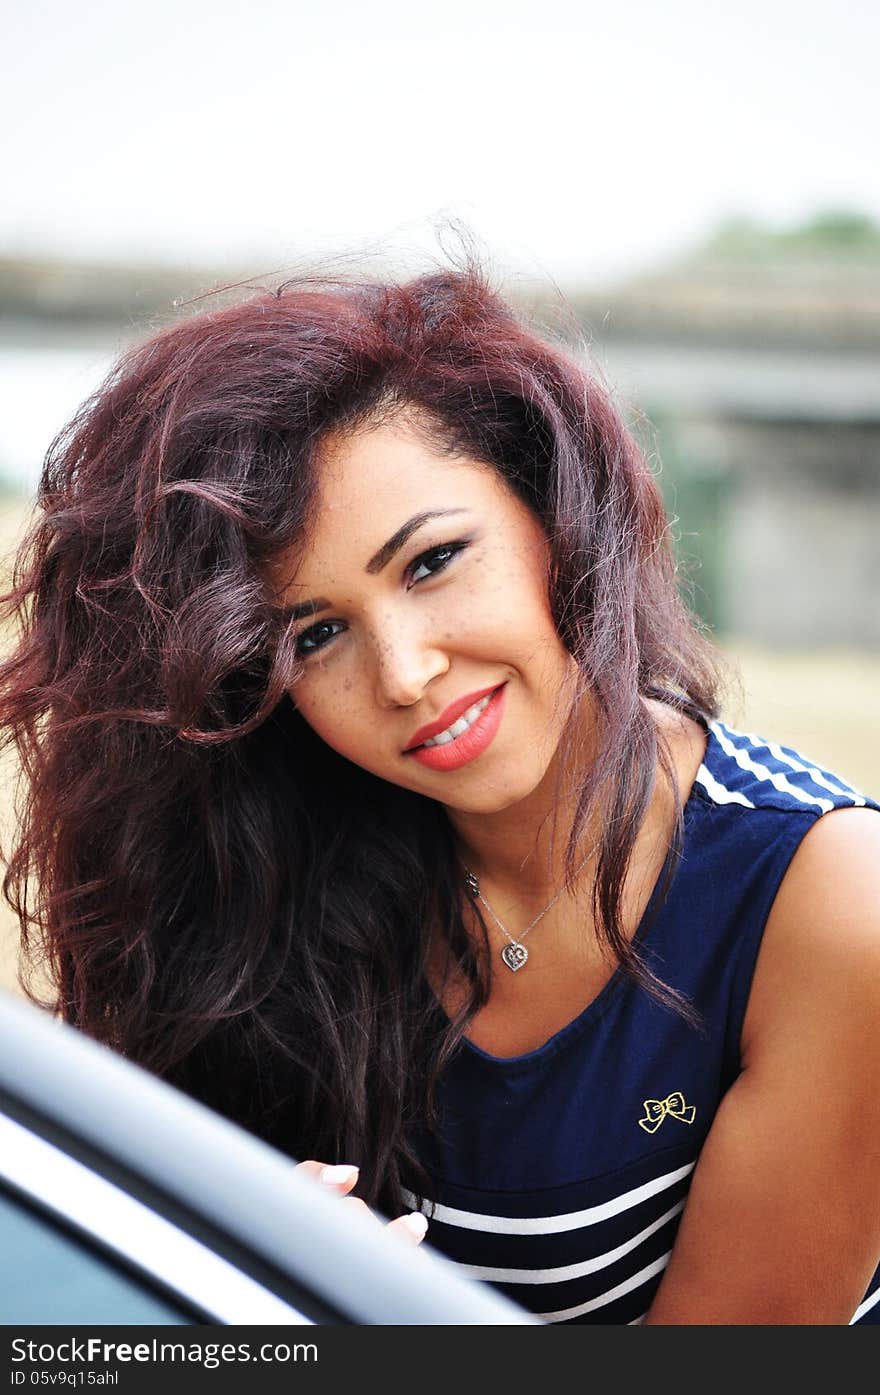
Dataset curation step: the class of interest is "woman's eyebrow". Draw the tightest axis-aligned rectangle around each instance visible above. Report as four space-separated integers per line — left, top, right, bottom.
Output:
364 507 471 575
280 508 472 622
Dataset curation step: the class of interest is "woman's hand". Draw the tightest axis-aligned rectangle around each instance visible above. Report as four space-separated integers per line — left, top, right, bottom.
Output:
294 1159 429 1245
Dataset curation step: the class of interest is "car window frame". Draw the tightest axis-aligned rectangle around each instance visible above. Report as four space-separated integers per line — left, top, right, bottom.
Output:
0 1111 312 1324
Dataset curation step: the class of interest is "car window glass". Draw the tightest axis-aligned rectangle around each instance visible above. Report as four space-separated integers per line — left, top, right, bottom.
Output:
0 1186 193 1323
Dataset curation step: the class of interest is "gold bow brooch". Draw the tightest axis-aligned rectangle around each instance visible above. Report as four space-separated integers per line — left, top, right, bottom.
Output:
638 1091 696 1133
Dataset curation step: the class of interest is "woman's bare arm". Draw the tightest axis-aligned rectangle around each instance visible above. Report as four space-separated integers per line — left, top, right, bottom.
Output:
644 805 880 1324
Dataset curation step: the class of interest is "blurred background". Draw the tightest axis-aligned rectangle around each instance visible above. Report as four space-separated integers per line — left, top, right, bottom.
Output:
1 0 878 996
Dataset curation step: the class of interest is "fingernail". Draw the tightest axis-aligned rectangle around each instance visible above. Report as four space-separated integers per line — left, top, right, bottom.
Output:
402 1211 428 1238
320 1164 359 1186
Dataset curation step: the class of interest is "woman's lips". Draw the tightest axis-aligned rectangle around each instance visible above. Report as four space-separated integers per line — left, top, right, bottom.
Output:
406 683 507 771
403 682 503 751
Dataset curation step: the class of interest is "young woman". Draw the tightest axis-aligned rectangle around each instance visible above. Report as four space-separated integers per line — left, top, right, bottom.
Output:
2 263 879 1324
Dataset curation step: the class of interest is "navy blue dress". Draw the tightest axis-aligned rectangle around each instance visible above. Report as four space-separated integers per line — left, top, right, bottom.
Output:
405 719 880 1324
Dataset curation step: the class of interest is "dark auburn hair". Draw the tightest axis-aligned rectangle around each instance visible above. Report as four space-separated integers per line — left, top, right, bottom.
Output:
0 256 726 1218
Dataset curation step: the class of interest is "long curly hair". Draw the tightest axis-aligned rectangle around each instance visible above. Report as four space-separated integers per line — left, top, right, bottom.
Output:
0 258 725 1218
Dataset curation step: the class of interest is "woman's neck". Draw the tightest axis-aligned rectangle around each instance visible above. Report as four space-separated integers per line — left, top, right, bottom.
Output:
445 752 596 905
442 698 704 909
428 702 708 1019
441 686 603 906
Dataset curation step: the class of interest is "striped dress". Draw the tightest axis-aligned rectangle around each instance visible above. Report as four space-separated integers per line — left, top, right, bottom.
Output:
405 719 880 1324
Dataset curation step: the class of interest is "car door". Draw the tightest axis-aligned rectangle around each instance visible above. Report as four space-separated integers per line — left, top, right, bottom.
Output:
0 989 536 1325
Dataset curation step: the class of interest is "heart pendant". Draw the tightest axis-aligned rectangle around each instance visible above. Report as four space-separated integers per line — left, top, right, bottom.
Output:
501 941 529 972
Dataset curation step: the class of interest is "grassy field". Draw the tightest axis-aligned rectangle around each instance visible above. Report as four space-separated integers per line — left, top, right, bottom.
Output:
1 498 877 1000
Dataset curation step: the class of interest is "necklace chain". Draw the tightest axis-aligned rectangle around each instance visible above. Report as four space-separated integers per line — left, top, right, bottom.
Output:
462 848 595 973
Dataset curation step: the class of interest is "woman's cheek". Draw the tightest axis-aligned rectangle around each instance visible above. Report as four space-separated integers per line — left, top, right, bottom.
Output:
294 681 372 763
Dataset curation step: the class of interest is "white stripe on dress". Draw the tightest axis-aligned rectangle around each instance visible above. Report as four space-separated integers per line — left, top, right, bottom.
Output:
711 722 834 813
539 1251 672 1322
693 762 756 808
455 1198 686 1284
401 1160 694 1235
743 731 866 806
851 1282 880 1324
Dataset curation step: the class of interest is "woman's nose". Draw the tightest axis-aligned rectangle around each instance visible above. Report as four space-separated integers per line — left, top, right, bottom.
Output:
370 617 450 709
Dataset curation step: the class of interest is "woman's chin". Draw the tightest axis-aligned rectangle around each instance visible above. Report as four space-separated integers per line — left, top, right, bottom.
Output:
434 769 552 816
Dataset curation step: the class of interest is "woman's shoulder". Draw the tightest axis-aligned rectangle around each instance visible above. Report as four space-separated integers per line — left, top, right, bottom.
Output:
653 708 880 1041
742 796 880 1063
687 717 880 1052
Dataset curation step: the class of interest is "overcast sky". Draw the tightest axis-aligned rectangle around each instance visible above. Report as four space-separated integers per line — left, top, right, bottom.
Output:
3 0 879 285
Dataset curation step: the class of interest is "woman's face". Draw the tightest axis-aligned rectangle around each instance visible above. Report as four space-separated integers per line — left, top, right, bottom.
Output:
271 413 580 815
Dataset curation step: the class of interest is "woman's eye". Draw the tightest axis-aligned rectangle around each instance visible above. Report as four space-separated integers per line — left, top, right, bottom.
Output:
407 541 468 586
293 541 469 658
295 620 344 656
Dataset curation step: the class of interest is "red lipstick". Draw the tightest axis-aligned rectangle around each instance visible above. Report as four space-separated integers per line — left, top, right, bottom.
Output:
404 683 507 772
403 683 504 752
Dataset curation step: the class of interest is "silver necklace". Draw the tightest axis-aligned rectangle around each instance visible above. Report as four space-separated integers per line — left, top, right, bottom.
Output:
462 849 595 973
